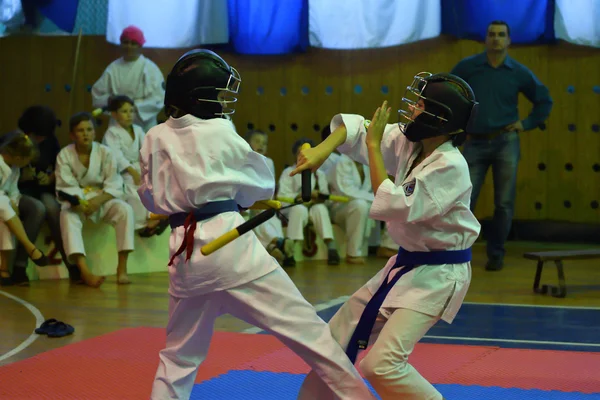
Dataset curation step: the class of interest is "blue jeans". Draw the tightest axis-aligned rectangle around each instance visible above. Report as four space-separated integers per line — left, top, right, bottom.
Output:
462 132 520 262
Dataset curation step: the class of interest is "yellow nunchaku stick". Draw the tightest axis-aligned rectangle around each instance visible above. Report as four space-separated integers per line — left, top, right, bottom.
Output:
201 143 314 256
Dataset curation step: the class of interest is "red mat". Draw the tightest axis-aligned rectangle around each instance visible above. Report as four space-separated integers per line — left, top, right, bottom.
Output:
0 327 598 400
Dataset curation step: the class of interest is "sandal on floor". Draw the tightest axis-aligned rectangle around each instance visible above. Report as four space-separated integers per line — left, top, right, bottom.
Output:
327 249 341 265
47 321 75 338
29 248 49 267
35 318 59 335
0 271 13 286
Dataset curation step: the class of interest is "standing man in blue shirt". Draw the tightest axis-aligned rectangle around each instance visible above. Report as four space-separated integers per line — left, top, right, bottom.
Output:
451 21 553 271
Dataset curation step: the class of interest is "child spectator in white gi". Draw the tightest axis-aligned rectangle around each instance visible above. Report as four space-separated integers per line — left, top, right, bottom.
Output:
328 153 376 264
92 25 165 132
138 49 376 400
0 131 49 286
278 138 340 265
102 95 168 237
292 72 482 400
56 112 135 288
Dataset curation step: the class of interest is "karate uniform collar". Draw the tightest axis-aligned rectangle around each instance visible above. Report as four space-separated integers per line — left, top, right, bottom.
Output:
166 115 235 130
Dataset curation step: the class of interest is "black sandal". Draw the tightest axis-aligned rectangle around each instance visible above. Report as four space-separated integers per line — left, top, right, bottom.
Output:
29 248 49 267
0 270 13 286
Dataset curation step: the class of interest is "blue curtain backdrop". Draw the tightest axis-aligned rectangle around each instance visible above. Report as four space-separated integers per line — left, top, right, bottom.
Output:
440 0 556 44
5 0 599 52
227 0 309 55
37 0 79 33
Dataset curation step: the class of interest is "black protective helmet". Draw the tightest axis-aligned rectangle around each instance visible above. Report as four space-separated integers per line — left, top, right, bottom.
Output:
164 49 241 119
398 72 479 146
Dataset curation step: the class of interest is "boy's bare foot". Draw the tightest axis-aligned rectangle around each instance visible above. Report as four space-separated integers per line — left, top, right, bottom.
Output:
117 273 132 285
376 246 397 259
82 272 105 288
346 256 365 264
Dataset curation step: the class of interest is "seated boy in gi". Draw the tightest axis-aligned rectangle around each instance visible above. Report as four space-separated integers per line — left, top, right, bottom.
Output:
244 129 294 266
139 49 376 400
278 138 340 265
102 95 168 237
328 153 376 264
292 72 481 400
0 131 49 285
56 112 135 288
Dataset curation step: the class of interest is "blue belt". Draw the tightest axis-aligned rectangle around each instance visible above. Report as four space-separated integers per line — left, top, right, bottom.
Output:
168 200 239 265
345 247 472 364
168 200 239 229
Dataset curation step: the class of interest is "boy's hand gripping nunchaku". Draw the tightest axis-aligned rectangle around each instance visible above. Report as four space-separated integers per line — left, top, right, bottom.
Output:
201 143 349 255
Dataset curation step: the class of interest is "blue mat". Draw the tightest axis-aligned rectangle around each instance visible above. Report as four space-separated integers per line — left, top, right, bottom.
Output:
190 371 600 399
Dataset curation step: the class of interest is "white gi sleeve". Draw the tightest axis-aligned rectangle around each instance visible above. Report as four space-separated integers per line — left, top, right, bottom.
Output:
316 170 330 195
55 149 86 201
102 128 132 173
234 149 276 208
137 138 157 213
370 152 471 224
91 67 112 109
100 147 125 199
332 113 406 177
331 157 374 202
135 61 165 126
5 170 21 205
277 167 299 205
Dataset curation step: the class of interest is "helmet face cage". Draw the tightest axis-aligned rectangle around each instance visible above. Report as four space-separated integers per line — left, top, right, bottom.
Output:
398 72 449 124
194 66 242 117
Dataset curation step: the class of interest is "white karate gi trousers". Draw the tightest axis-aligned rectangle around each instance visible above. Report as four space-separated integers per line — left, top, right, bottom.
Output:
297 284 444 400
283 203 334 241
0 196 16 250
331 199 372 257
123 166 151 230
60 199 135 262
151 267 377 400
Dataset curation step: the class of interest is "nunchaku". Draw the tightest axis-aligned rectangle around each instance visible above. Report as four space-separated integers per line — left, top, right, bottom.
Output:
149 143 350 256
57 190 89 207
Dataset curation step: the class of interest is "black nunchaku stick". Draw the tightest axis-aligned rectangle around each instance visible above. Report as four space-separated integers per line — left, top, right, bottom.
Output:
57 190 88 206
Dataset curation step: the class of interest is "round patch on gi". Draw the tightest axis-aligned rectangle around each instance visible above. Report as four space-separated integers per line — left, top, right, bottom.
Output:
402 179 416 196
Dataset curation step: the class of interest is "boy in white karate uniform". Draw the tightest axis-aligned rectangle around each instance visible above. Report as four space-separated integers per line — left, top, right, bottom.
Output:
92 26 165 132
278 138 340 265
244 129 294 266
139 49 376 400
328 153 376 264
329 156 398 263
292 72 482 400
102 95 168 237
0 131 49 285
56 112 135 288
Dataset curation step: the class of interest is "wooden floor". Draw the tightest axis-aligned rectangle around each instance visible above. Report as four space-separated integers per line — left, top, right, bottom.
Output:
1 240 599 367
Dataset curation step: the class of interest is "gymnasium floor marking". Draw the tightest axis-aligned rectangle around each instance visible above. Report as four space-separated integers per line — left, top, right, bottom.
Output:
249 300 600 352
0 289 45 363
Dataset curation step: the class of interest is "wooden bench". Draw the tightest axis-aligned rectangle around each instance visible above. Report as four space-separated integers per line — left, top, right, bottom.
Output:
524 249 600 298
